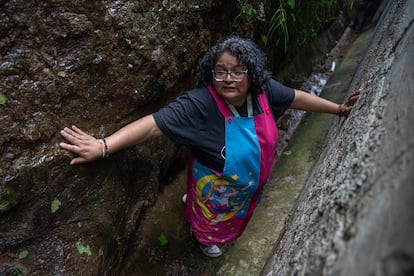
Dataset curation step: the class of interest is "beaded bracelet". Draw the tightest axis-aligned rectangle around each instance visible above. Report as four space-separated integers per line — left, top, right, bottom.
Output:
336 104 344 116
97 139 109 158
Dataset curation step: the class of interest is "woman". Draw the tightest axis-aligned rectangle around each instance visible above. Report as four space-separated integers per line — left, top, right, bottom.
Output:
60 36 360 258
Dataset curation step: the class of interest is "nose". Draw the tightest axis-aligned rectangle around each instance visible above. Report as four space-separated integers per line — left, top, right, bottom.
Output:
224 72 234 82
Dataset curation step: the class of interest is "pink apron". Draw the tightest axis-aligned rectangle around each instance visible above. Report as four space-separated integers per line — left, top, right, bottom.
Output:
184 86 278 245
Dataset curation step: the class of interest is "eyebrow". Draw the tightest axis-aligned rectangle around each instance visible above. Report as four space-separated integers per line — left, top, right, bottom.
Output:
214 63 245 70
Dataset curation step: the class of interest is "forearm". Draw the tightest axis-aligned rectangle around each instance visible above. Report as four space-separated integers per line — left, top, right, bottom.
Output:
105 114 163 154
290 89 339 115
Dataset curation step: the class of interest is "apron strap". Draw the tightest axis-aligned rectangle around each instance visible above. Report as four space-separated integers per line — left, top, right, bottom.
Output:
207 86 233 117
226 93 253 117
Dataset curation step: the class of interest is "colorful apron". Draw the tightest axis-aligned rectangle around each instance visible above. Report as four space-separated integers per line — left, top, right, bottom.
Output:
184 86 278 245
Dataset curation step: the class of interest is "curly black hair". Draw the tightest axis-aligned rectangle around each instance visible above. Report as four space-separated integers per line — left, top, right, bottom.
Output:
196 35 272 95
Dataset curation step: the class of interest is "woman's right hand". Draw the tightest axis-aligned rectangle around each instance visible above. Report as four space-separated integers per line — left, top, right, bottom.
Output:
60 125 102 165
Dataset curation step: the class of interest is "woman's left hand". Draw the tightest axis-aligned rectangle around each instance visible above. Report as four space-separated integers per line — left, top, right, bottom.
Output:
337 89 361 116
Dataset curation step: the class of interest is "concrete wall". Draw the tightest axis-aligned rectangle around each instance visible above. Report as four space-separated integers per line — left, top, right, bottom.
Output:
262 0 414 275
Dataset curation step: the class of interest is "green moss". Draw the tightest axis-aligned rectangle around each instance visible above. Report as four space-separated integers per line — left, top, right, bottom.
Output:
276 112 334 180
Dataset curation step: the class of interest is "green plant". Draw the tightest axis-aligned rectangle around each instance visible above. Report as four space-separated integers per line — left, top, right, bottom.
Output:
234 0 257 25
267 2 290 51
75 241 92 256
261 35 268 45
265 0 343 53
158 234 168 246
18 250 28 259
51 199 61 213
0 94 6 105
12 269 23 276
241 0 257 21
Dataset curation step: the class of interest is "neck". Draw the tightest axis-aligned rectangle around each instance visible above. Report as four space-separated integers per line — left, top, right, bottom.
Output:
227 96 247 107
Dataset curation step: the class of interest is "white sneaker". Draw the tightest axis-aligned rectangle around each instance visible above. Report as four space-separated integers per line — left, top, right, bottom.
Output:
182 194 187 204
199 244 222 258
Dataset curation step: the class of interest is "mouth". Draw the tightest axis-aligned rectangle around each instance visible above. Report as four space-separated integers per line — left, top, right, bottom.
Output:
222 86 237 91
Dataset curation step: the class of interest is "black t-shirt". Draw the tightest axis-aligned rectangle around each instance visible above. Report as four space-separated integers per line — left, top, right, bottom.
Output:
153 79 295 172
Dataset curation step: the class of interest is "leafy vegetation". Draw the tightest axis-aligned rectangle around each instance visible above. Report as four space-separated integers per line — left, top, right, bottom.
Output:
0 94 6 105
75 241 92 256
234 0 258 26
12 269 22 276
239 0 257 22
237 0 355 56
158 234 168 246
51 199 62 213
18 250 28 259
265 0 345 53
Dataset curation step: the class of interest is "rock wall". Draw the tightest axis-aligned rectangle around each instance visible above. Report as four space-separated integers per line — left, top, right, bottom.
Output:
262 0 414 275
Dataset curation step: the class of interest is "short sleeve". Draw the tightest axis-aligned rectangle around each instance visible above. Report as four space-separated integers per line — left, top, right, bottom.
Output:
153 87 227 171
264 79 295 120
152 87 215 146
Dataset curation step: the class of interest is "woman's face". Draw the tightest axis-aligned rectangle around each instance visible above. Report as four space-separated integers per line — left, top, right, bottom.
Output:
213 52 250 107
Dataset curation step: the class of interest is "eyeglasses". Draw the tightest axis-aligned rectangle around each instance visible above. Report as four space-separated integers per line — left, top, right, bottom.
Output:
211 70 248 82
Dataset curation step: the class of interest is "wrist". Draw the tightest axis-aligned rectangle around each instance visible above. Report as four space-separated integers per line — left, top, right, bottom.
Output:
336 104 344 116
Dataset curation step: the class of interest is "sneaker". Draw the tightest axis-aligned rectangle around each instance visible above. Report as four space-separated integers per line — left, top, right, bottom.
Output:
190 228 222 258
198 244 222 258
182 194 187 204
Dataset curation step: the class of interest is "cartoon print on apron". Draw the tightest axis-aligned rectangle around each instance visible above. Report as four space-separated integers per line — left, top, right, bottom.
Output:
184 86 278 245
